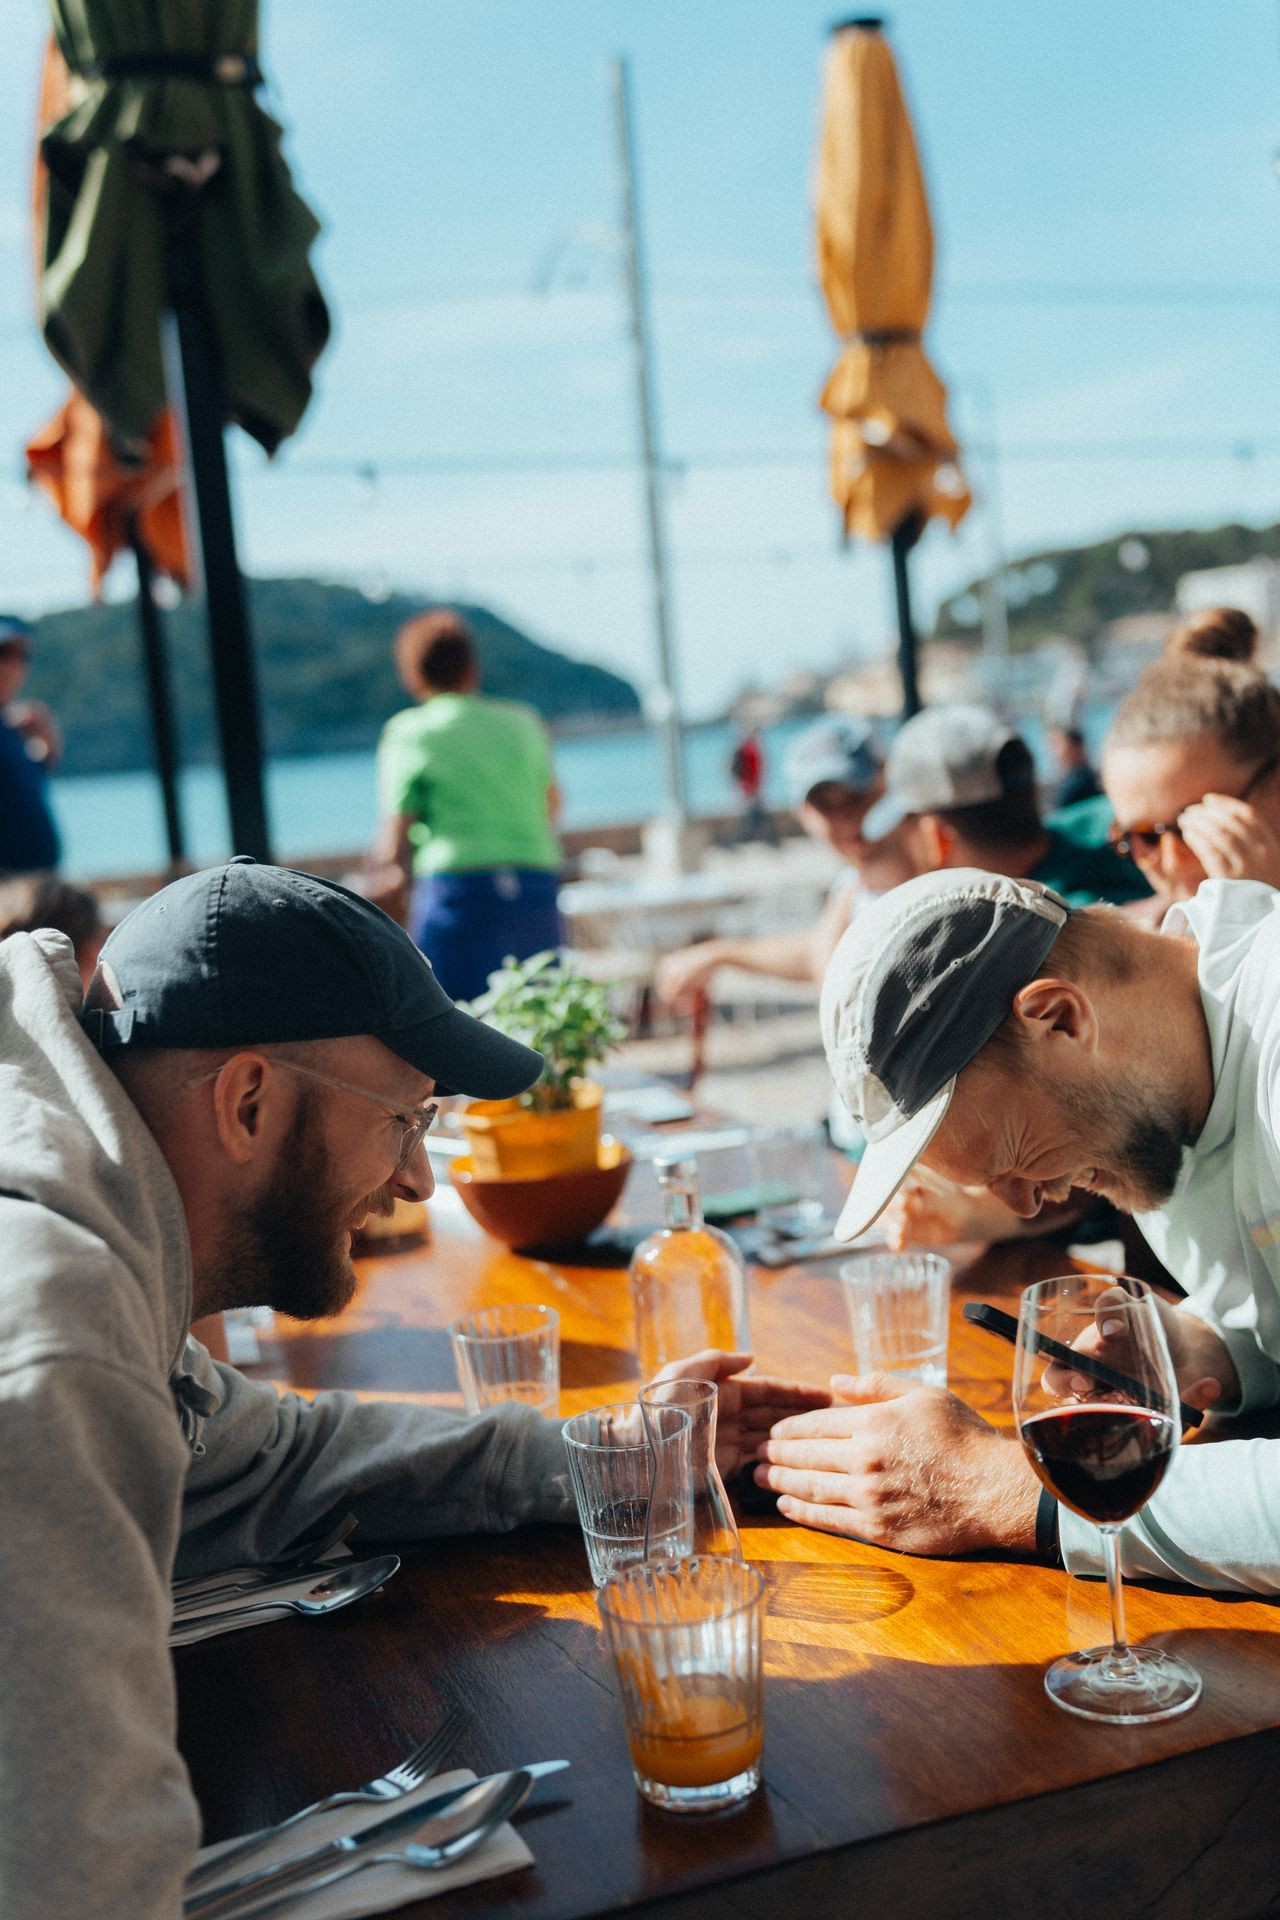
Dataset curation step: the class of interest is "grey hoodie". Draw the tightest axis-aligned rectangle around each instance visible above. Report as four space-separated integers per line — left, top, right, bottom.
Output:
0 931 575 1920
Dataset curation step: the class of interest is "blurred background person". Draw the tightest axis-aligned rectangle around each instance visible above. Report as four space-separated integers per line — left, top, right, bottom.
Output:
658 715 915 1154
1102 607 1280 910
0 872 104 988
658 716 914 1010
0 614 61 875
1048 722 1101 808
369 609 562 1001
726 725 778 845
859 702 1149 908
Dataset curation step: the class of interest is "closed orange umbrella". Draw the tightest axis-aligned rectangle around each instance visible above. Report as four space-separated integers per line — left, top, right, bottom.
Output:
27 394 190 596
815 18 969 713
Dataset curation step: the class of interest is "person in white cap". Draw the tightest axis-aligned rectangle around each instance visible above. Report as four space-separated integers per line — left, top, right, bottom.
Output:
657 715 914 1013
859 703 1147 910
754 866 1280 1595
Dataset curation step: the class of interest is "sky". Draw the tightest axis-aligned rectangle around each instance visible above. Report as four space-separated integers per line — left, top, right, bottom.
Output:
1 0 1278 718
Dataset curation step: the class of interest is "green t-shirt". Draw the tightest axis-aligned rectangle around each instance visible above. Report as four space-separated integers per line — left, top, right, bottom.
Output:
377 693 561 876
1032 795 1152 908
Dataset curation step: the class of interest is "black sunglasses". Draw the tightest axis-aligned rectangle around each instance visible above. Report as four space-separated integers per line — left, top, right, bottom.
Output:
1109 753 1280 860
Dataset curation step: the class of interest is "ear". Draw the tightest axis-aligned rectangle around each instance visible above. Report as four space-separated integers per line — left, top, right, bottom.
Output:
914 813 953 868
1010 977 1098 1055
206 1054 283 1167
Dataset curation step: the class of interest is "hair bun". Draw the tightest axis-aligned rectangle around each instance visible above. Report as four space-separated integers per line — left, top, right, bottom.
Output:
1168 605 1259 665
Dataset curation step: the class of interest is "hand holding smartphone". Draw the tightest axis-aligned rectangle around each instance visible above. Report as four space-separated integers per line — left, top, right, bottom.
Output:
962 1301 1204 1430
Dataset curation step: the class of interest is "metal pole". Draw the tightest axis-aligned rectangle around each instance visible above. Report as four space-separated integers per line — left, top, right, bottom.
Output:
128 517 187 867
891 509 924 720
611 55 687 825
165 231 272 863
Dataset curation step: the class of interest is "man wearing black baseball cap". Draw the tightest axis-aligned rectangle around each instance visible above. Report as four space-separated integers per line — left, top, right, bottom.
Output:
755 867 1280 1598
0 861 823 1919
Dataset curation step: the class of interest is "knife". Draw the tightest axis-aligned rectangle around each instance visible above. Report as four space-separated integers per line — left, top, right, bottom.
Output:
183 1760 570 1918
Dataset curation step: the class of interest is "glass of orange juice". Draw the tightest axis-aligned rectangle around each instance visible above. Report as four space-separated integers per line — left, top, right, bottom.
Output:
597 1556 765 1812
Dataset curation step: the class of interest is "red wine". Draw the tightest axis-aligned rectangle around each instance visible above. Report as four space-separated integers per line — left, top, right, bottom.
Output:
1021 1405 1176 1524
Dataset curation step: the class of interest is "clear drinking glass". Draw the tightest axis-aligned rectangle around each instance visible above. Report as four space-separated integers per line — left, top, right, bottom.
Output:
840 1251 951 1385
639 1379 741 1560
748 1124 828 1238
598 1556 766 1813
1014 1272 1201 1724
448 1304 560 1417
562 1402 693 1587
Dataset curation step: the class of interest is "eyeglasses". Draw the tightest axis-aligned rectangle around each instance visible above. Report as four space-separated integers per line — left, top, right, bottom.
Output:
0 641 32 664
183 1058 438 1173
1109 753 1280 861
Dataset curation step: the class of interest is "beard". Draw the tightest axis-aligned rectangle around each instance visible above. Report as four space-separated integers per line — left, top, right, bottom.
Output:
1036 1060 1191 1213
209 1090 396 1321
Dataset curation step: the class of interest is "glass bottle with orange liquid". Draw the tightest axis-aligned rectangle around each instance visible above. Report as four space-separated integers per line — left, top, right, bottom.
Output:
629 1158 750 1376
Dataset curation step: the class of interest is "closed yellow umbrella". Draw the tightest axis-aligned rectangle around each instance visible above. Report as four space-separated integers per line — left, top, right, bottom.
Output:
815 18 969 713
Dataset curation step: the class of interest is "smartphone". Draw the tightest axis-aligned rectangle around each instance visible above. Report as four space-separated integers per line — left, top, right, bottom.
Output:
962 1301 1203 1429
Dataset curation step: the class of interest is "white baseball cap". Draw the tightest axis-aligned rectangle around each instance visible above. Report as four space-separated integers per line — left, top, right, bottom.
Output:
821 868 1070 1239
861 704 1029 842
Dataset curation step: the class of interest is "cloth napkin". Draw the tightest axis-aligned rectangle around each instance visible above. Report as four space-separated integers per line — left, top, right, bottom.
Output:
169 1553 391 1648
192 1770 534 1919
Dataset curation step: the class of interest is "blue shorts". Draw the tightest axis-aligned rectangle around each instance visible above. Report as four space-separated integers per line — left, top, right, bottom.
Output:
410 868 563 1003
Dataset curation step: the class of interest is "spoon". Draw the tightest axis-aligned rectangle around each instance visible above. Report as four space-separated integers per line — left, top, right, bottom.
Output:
172 1555 399 1631
192 1770 539 1920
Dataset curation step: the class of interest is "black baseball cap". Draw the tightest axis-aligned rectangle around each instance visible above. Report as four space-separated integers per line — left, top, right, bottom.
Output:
83 858 543 1099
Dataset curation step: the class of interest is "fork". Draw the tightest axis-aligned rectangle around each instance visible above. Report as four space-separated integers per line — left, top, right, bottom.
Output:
183 1703 465 1892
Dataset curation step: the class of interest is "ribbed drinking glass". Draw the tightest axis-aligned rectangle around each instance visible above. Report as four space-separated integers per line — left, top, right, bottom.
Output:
449 1304 560 1417
598 1556 765 1812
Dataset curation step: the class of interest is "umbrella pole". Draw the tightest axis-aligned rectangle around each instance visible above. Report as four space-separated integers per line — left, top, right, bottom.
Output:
166 238 272 864
128 516 187 869
890 509 926 720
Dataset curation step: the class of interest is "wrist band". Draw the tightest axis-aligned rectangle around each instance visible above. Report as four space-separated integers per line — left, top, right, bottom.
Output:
1035 1487 1064 1568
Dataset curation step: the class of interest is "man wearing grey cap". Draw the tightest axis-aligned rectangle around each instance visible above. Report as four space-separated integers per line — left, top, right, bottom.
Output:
755 866 1280 1597
860 703 1146 909
0 859 817 1920
657 714 913 1012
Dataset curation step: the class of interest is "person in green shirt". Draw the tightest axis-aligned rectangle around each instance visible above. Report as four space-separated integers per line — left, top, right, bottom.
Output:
372 610 563 1000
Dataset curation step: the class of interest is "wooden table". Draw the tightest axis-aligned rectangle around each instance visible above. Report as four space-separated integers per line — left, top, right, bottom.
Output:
176 1169 1280 1920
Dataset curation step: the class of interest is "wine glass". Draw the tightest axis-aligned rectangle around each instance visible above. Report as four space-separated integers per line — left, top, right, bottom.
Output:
1013 1273 1201 1724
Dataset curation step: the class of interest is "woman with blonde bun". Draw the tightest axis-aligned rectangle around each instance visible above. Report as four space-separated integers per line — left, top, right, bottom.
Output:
1103 606 1280 903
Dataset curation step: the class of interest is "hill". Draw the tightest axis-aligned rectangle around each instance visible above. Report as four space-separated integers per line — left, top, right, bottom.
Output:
23 579 642 777
934 519 1280 650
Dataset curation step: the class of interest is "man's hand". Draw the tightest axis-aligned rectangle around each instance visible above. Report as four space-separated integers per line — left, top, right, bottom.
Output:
654 942 724 1007
10 698 61 768
754 1373 1041 1555
651 1350 831 1479
1044 1286 1238 1412
882 1171 1020 1252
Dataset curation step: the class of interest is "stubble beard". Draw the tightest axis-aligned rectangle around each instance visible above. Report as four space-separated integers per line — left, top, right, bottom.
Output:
1043 1064 1191 1213
209 1091 395 1321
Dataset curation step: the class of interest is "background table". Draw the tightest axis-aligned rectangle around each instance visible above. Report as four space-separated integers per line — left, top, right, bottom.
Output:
176 1170 1280 1920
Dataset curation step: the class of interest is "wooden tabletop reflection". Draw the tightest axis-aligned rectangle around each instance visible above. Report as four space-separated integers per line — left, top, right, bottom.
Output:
176 1163 1280 1920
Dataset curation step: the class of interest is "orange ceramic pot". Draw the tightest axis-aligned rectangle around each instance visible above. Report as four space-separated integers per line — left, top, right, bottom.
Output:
458 1082 602 1180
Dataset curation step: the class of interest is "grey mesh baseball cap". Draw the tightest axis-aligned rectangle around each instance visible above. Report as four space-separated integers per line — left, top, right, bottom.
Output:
784 715 882 809
83 858 543 1098
820 869 1070 1240
861 704 1024 841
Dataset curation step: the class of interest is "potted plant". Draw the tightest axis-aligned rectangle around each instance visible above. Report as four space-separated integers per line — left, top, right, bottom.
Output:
458 951 626 1179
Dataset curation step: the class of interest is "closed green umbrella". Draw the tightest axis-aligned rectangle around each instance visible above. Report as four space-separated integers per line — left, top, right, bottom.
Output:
35 2 331 859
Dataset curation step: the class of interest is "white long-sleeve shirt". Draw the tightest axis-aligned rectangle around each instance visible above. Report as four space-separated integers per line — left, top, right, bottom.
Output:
1059 880 1280 1591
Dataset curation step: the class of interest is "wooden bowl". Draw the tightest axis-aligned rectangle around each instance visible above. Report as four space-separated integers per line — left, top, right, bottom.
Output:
449 1137 632 1250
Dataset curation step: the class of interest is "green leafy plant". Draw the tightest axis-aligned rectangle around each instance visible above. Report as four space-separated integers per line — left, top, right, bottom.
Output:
466 951 627 1111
